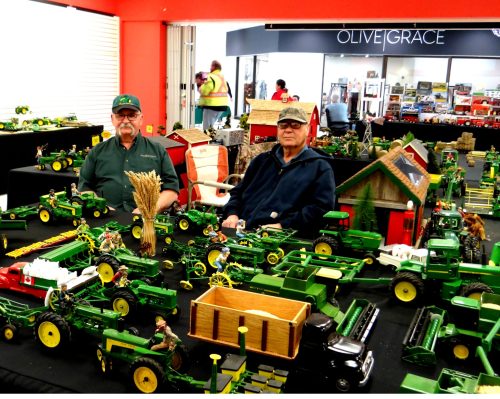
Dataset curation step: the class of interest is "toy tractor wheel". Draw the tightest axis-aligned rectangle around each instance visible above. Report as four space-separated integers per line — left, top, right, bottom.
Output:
261 230 270 238
448 337 473 361
313 236 340 256
38 206 54 224
237 238 253 247
164 235 173 245
206 243 225 268
51 160 63 172
46 288 60 310
131 222 144 240
1 324 17 342
162 260 174 270
390 272 424 305
130 357 165 394
102 206 110 215
0 234 7 255
213 223 220 231
35 312 71 351
61 158 69 169
9 212 16 220
459 282 493 300
363 253 377 266
77 233 97 253
177 217 190 231
194 261 207 276
92 208 102 218
277 247 285 258
180 280 193 290
111 290 137 318
96 347 113 375
167 306 181 323
95 255 120 283
72 218 80 227
209 272 233 288
266 252 280 265
334 373 355 393
71 196 84 206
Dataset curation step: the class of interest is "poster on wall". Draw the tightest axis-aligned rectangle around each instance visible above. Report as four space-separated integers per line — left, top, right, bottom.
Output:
432 82 448 103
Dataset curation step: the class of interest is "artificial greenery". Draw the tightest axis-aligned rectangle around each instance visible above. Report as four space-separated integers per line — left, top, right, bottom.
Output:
352 183 378 232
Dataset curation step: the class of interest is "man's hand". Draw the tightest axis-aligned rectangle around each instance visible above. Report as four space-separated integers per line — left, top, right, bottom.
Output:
222 215 239 229
261 223 282 229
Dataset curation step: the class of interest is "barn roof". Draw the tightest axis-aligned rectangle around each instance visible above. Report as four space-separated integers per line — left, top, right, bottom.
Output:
247 100 318 126
167 129 212 144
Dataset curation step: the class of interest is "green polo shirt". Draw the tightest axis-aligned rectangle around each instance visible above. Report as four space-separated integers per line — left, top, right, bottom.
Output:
78 132 179 212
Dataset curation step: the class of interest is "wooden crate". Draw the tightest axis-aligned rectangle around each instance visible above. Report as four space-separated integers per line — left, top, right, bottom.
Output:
188 286 311 360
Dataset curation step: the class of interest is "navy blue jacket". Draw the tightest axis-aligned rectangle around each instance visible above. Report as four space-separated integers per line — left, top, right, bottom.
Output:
224 144 335 236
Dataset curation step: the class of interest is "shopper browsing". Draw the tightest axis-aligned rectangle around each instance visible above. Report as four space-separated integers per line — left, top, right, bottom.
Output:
222 107 336 237
78 94 179 214
198 60 229 130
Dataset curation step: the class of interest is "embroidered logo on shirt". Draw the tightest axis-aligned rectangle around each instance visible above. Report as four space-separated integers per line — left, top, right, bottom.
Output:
140 154 157 159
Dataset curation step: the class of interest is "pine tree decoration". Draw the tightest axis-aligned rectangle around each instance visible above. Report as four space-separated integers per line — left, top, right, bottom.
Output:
353 183 378 232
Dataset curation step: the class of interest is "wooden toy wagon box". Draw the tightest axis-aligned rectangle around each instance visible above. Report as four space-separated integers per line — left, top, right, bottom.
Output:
188 286 311 360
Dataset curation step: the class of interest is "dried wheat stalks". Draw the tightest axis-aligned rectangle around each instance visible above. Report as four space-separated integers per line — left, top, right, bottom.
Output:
126 170 161 256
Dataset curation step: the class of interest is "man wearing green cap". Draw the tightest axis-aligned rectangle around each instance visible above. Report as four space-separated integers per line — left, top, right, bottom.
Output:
222 106 335 237
78 94 179 213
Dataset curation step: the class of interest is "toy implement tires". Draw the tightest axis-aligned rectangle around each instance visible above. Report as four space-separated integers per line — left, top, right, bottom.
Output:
266 252 280 265
0 234 7 255
130 357 165 394
71 196 84 206
9 212 17 220
180 280 193 290
92 208 102 218
459 282 493 300
131 222 144 240
1 324 17 342
313 236 340 256
209 272 233 288
164 235 173 245
111 290 137 318
334 374 355 393
363 253 377 266
177 217 190 231
194 261 207 276
206 243 225 269
171 343 190 373
51 159 63 172
38 206 54 224
35 312 70 351
96 255 120 283
390 272 424 305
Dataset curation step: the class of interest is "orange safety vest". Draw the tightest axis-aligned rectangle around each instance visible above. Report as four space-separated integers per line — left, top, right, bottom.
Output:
199 70 229 107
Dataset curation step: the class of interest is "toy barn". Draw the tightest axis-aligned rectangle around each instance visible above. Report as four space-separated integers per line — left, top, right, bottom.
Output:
336 146 430 245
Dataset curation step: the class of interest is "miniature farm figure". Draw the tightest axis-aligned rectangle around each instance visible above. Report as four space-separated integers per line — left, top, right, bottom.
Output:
99 235 115 253
207 224 218 242
236 219 246 238
76 218 89 235
48 189 58 208
214 247 230 272
151 319 179 352
71 182 80 197
216 230 228 243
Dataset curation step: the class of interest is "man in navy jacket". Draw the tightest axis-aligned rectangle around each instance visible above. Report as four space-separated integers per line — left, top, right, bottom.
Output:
222 107 335 237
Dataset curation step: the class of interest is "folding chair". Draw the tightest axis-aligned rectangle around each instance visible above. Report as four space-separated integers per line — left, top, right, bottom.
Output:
185 144 243 210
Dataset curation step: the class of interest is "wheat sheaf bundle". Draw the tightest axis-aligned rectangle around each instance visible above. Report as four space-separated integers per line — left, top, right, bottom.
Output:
125 170 161 256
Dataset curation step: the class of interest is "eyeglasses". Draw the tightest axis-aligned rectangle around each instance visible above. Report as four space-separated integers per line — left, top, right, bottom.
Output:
114 113 140 121
278 121 305 130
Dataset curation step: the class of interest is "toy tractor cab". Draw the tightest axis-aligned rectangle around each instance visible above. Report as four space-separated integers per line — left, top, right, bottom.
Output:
313 211 382 264
441 148 459 169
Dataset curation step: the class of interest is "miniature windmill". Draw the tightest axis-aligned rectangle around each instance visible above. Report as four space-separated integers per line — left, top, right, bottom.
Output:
360 118 373 157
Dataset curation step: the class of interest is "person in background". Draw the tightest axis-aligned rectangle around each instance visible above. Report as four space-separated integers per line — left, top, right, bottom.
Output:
271 79 294 102
222 107 335 237
325 94 350 134
292 95 300 101
78 94 179 214
199 60 229 131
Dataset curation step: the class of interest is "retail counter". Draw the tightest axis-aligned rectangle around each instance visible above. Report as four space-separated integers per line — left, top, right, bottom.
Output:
0 125 104 194
363 120 500 151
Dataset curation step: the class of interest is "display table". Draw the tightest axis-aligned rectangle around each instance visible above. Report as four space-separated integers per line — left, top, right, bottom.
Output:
7 166 79 209
362 120 500 151
0 125 103 194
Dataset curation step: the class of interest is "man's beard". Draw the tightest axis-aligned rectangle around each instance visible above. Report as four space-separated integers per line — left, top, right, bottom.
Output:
117 123 137 137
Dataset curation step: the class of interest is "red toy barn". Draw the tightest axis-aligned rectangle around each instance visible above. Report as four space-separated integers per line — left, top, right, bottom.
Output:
336 147 430 246
246 100 319 145
403 138 429 170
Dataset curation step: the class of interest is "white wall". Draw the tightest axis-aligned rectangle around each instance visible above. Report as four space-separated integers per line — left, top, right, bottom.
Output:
386 57 448 88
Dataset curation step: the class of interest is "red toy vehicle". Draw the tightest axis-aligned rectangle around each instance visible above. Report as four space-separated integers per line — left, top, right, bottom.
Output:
0 258 97 300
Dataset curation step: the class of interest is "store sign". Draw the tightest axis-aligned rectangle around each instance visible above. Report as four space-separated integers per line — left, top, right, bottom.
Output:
336 30 445 51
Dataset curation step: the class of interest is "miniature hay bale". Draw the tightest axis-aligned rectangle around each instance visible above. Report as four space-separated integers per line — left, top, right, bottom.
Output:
125 170 161 256
476 385 500 394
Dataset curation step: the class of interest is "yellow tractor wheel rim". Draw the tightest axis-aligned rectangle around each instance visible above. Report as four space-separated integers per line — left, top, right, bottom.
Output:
9 213 16 220
394 281 417 302
267 252 279 265
277 247 285 258
4 327 14 340
38 321 61 348
97 348 103 361
453 344 469 360
468 292 482 301
194 262 207 276
52 161 62 171
180 280 193 290
365 256 374 265
179 219 189 230
39 210 51 222
113 298 130 316
164 236 172 245
93 209 101 218
207 250 221 268
134 367 158 394
261 231 269 238
315 242 332 255
97 263 115 283
131 225 143 239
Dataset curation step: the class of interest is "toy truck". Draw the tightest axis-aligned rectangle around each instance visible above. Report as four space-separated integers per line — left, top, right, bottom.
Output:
377 244 430 270
188 286 374 393
400 368 500 394
313 211 382 264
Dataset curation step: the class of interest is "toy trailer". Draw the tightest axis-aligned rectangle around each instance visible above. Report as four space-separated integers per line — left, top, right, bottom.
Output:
400 368 500 394
0 296 47 342
189 286 310 360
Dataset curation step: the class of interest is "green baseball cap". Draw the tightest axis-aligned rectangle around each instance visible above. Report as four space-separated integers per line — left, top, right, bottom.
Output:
112 94 141 113
277 107 308 123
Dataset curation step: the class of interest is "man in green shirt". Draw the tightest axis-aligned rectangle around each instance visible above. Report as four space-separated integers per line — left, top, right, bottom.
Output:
78 94 179 213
